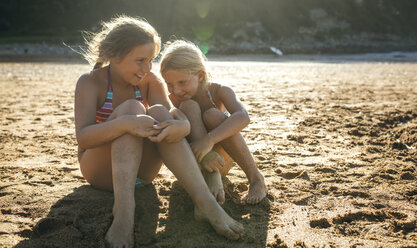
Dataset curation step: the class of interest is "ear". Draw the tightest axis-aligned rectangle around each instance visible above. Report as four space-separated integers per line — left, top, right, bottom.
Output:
197 70 206 83
111 57 122 65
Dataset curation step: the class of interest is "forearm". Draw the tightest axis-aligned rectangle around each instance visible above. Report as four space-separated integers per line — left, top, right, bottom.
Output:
170 107 188 121
208 111 250 144
76 116 128 149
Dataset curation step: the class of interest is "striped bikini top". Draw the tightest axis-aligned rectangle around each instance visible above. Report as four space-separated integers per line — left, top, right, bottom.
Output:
96 66 145 123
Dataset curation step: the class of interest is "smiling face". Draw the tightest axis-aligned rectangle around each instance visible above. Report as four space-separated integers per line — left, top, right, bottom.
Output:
115 42 156 85
162 70 203 101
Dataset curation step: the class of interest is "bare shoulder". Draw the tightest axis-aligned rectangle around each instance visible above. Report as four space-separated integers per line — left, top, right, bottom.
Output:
75 69 107 95
209 82 235 100
76 72 91 86
144 72 165 88
144 72 171 108
76 70 99 91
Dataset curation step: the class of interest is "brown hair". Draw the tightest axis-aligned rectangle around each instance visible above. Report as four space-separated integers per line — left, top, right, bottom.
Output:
82 15 161 69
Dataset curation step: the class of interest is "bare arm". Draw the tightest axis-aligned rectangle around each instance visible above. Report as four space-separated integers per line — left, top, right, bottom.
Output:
145 72 172 109
169 107 189 121
74 74 156 150
207 85 250 144
190 84 250 162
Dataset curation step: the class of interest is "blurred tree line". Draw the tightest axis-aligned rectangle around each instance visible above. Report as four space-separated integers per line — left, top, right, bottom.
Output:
1 0 416 53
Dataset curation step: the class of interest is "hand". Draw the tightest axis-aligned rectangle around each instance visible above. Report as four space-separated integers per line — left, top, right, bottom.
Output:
124 115 160 138
191 134 215 163
148 119 190 143
200 150 225 173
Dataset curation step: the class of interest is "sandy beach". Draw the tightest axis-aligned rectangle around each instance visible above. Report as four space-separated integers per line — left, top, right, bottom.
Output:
1 54 417 247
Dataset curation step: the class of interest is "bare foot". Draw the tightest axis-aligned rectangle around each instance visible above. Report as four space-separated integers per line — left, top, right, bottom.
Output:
105 202 135 248
194 200 244 240
205 171 225 205
241 179 267 205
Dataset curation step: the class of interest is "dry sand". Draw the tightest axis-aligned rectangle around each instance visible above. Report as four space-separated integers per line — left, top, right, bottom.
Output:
1 55 417 247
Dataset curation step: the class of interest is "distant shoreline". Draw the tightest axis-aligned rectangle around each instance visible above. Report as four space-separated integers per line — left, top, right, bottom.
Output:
1 51 416 63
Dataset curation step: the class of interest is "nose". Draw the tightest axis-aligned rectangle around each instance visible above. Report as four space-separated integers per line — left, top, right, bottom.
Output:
141 62 152 74
173 86 183 96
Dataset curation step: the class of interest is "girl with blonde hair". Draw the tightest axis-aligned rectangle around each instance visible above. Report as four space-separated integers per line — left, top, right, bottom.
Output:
160 40 267 206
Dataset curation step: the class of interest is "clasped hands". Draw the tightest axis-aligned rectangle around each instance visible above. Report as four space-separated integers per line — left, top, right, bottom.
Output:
125 115 190 143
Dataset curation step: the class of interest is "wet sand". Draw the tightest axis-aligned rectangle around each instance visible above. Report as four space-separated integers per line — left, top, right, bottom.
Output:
0 55 417 247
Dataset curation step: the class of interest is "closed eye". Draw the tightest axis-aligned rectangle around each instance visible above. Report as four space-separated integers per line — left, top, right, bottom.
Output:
136 57 153 63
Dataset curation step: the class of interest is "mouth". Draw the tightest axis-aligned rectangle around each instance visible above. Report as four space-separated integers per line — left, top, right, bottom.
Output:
178 94 188 100
135 74 143 80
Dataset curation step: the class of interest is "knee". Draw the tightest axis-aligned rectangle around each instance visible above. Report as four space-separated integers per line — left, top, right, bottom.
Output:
147 104 172 122
203 108 227 130
114 99 146 116
179 99 201 115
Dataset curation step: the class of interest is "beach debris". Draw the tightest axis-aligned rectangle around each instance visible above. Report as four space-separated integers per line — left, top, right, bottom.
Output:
270 46 283 56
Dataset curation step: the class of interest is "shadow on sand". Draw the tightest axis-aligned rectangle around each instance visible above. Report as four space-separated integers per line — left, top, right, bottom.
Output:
151 179 271 248
15 178 270 248
15 184 160 248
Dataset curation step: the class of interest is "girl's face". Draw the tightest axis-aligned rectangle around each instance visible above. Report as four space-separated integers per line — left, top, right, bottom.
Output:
162 70 203 101
115 43 156 85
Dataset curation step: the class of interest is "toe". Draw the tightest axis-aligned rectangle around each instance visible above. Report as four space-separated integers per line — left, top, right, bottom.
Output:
231 222 244 235
221 227 240 240
247 195 259 205
218 191 225 205
241 194 249 205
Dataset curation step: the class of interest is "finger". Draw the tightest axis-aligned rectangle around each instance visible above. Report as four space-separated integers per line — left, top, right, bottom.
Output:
148 135 158 142
200 150 209 160
215 161 223 169
153 122 171 130
146 128 160 135
219 156 225 167
148 130 160 137
197 153 204 163
192 147 198 157
149 131 166 142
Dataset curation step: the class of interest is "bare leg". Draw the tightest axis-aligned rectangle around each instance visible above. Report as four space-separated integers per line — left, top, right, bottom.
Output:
179 100 225 204
79 100 157 248
80 100 166 247
148 104 244 240
203 108 267 205
106 100 153 248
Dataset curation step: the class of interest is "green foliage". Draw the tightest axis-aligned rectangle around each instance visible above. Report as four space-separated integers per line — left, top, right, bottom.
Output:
0 0 416 43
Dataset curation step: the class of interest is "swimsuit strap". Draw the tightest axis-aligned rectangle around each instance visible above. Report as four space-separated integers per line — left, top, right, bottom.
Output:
107 65 113 92
207 88 217 108
134 86 143 101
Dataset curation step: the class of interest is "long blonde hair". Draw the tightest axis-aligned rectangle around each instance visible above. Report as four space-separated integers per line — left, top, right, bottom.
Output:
82 15 161 69
159 40 210 86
